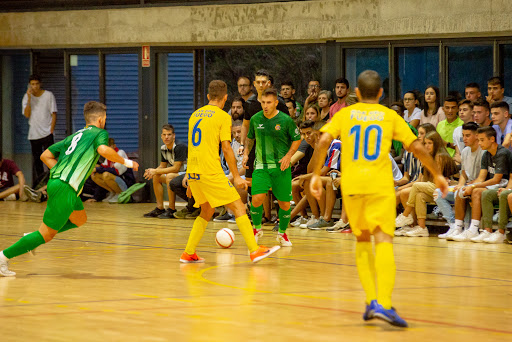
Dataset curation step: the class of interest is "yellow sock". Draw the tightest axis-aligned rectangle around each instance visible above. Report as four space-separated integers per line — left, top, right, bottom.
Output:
185 216 208 255
375 242 396 309
355 241 377 304
236 215 259 253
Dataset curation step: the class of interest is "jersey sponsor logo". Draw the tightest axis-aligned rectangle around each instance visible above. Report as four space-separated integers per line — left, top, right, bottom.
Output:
194 109 214 118
275 124 281 131
257 124 265 129
350 110 384 122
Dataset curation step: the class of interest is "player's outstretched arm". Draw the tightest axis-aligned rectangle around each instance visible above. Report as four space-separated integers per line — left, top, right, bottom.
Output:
221 140 248 190
97 145 139 171
407 139 448 197
309 132 334 201
41 149 58 169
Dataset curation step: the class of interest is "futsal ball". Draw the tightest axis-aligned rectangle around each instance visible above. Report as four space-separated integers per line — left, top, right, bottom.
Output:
216 228 235 248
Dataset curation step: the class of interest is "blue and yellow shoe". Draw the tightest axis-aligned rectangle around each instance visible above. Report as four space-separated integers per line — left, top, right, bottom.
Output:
374 304 408 327
363 300 378 321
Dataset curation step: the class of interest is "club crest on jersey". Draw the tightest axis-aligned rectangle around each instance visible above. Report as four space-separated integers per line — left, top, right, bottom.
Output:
275 124 281 131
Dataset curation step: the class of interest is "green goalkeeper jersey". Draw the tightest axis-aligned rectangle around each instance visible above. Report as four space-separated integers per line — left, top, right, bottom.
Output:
247 110 301 170
48 125 109 194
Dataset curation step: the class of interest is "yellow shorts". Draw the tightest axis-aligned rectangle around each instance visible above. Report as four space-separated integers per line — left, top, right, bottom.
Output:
188 173 240 208
343 192 395 237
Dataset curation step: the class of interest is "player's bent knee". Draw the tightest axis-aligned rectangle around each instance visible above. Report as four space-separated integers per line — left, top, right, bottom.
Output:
39 225 58 242
69 211 87 227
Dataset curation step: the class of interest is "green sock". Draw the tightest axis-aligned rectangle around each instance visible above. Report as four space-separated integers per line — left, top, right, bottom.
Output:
3 231 46 259
250 203 263 229
58 220 78 234
278 207 292 233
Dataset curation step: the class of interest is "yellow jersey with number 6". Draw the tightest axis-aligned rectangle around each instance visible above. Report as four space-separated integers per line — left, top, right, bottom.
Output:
321 102 417 195
187 104 232 175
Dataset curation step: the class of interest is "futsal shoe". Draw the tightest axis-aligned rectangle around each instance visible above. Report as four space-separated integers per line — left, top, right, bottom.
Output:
250 245 281 263
438 224 458 239
277 232 292 247
483 230 506 244
395 213 413 227
144 207 166 218
300 215 317 229
405 226 429 237
254 228 263 243
470 230 491 243
326 219 349 232
373 304 408 327
179 252 205 263
363 300 378 321
451 229 478 242
0 258 15 277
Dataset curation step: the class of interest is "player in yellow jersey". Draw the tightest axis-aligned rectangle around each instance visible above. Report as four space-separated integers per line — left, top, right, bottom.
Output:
180 80 280 263
310 70 449 327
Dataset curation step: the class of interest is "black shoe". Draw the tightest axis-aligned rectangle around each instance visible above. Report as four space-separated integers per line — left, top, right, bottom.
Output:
272 220 280 232
214 211 234 222
158 208 177 219
144 207 166 218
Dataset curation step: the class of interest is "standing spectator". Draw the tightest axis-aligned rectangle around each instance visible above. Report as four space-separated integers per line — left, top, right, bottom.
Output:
22 74 57 187
465 82 482 102
304 80 321 110
420 86 446 127
280 81 303 117
284 98 302 125
329 78 350 119
230 97 245 121
0 152 26 201
143 124 187 219
473 99 493 127
237 76 254 101
317 90 333 121
402 91 422 128
436 96 464 157
90 138 135 203
452 99 475 163
486 76 512 109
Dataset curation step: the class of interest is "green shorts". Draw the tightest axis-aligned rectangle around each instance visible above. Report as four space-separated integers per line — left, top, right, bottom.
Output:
43 179 84 231
251 167 292 202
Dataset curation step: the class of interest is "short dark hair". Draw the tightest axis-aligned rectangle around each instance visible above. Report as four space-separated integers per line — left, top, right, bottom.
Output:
83 101 106 123
284 98 296 108
443 95 459 105
255 69 270 80
237 75 251 83
462 122 479 132
28 74 41 83
312 121 326 131
473 98 490 111
162 124 175 133
465 82 480 90
488 76 504 88
477 126 497 140
208 80 227 100
299 120 315 130
357 70 381 99
390 101 406 112
281 80 295 89
262 88 278 98
459 99 474 109
335 77 349 88
490 101 510 112
231 96 245 106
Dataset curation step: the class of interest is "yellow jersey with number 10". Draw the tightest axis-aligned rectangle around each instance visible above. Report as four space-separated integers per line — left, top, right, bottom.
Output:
321 102 417 195
187 104 232 175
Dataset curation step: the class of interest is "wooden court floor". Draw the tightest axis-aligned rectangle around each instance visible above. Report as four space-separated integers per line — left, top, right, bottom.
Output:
0 201 511 342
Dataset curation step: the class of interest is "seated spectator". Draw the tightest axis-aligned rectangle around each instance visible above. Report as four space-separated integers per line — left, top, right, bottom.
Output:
465 82 482 102
436 95 464 157
329 78 350 120
435 122 484 239
143 124 187 219
490 102 512 150
90 138 135 203
473 99 492 127
403 90 422 128
170 174 200 219
0 152 26 201
395 131 457 237
303 104 322 123
452 99 475 163
230 97 245 121
486 76 512 110
420 85 446 127
449 127 510 242
390 101 417 165
317 90 333 121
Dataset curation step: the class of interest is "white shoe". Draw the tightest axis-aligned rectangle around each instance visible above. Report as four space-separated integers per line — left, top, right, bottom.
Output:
483 231 506 244
405 226 429 237
394 225 413 236
102 192 115 202
276 232 292 247
445 226 464 240
0 258 15 277
326 219 349 232
395 213 413 227
438 224 458 239
4 194 16 201
307 216 324 229
451 229 479 242
108 194 120 203
300 215 316 229
470 230 491 243
291 216 307 227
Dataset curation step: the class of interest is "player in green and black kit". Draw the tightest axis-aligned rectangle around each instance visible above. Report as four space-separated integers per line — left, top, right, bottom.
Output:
0 101 138 277
243 88 301 247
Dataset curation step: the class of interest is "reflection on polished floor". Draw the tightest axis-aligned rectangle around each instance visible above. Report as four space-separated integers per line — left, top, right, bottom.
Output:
0 201 511 342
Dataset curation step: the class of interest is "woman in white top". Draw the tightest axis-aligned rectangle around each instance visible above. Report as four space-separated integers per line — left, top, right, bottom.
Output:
420 85 446 127
403 90 421 128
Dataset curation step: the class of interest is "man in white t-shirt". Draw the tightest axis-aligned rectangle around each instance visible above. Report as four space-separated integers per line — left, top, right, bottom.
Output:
452 99 475 163
22 74 57 186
